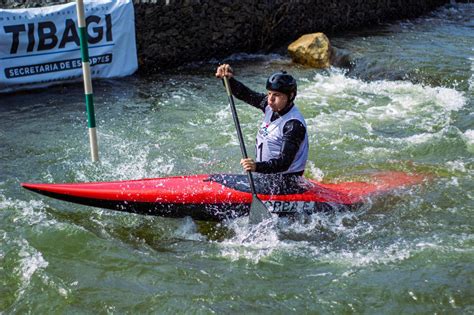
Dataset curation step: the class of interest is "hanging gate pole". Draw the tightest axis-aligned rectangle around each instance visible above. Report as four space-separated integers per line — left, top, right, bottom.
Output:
76 0 99 162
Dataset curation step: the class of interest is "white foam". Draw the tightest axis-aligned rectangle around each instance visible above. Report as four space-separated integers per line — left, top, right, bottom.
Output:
447 177 460 187
313 212 363 235
72 128 178 180
402 132 436 145
173 216 206 241
149 156 175 175
219 217 284 263
215 107 231 121
361 146 394 157
14 239 49 298
195 143 209 151
463 129 474 153
446 160 467 173
431 86 466 111
300 71 467 121
320 241 412 267
306 161 324 181
2 198 50 226
218 210 375 264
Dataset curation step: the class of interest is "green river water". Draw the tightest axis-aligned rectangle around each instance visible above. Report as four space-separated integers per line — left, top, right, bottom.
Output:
1 3 473 313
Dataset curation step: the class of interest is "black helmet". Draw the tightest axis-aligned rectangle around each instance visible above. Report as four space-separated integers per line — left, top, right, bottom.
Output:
266 71 297 101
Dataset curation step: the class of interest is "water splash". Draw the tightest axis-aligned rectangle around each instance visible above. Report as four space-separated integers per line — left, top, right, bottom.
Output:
217 207 373 264
13 239 49 300
1 197 49 227
219 216 282 263
173 217 207 241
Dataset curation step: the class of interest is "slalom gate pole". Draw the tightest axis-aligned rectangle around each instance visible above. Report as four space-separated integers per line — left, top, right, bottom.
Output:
76 0 99 162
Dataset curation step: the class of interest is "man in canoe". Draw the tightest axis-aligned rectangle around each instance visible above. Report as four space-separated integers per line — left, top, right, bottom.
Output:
215 64 309 178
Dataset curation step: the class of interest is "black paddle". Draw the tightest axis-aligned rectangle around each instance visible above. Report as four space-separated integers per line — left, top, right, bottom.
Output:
223 77 272 224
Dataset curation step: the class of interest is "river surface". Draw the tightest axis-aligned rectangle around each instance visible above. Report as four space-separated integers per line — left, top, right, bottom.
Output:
1 3 473 313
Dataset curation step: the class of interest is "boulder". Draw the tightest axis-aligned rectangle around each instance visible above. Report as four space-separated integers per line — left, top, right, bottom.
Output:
288 33 332 68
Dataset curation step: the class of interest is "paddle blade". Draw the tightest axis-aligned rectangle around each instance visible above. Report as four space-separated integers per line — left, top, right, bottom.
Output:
248 194 272 224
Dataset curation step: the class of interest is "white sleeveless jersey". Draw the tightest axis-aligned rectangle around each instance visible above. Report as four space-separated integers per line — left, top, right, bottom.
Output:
255 105 309 174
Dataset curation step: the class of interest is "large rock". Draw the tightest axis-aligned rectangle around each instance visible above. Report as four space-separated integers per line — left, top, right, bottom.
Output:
288 33 332 68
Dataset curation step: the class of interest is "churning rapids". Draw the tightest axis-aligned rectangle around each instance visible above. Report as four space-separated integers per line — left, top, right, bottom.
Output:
1 3 473 313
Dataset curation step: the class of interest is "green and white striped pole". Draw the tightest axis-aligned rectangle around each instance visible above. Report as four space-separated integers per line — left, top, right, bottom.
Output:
76 0 99 162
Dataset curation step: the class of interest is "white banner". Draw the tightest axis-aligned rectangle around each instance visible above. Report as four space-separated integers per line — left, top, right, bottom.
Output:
0 0 137 93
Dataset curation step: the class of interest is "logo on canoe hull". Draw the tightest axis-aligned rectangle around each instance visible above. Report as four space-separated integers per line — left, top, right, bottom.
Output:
265 201 316 214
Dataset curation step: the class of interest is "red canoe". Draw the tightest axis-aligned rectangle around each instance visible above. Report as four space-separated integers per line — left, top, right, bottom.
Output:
21 172 425 221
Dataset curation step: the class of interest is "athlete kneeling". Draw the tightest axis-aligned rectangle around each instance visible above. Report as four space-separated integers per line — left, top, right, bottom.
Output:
215 64 309 177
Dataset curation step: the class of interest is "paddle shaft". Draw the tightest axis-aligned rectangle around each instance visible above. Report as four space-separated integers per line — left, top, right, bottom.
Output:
223 77 258 195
